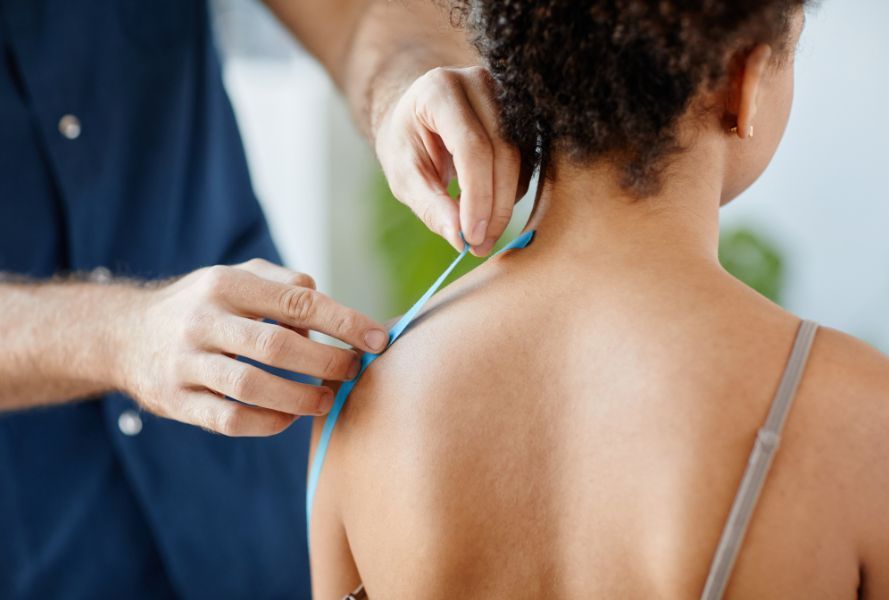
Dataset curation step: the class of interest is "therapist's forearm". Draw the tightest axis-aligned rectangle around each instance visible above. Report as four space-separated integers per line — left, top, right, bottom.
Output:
268 1 523 255
0 280 137 410
0 262 389 435
266 0 475 139
341 1 477 141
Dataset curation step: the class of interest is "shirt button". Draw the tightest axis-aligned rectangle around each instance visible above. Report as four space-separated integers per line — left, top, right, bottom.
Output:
118 410 143 436
58 114 81 140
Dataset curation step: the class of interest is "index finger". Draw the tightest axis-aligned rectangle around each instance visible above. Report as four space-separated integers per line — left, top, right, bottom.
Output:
461 69 522 256
226 273 389 354
419 77 494 247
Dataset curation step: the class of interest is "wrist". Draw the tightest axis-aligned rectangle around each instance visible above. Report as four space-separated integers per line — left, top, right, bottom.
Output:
96 282 154 394
366 68 410 146
363 50 442 143
0 276 156 409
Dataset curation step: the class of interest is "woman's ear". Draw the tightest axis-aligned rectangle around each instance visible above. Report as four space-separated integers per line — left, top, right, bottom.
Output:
728 43 773 139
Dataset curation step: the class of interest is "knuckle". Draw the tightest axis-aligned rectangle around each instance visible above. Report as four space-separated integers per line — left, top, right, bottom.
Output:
322 353 339 380
215 404 244 437
463 183 494 207
244 258 267 270
491 206 514 226
421 67 458 99
426 66 451 84
201 265 233 299
334 312 357 337
466 65 491 81
280 287 316 323
181 310 211 347
299 387 327 414
255 328 287 362
288 272 315 290
226 365 253 399
321 350 346 380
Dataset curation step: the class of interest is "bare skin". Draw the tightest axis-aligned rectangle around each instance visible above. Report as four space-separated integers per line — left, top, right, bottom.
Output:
0 261 383 435
310 13 889 598
267 0 525 254
0 0 521 432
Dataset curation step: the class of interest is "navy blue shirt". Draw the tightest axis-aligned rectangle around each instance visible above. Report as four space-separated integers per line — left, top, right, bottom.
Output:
0 1 312 597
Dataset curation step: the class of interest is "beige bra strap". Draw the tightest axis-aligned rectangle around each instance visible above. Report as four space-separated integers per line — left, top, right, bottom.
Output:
701 319 819 600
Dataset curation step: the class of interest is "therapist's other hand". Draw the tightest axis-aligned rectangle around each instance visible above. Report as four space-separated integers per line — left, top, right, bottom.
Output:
116 259 389 437
375 66 527 257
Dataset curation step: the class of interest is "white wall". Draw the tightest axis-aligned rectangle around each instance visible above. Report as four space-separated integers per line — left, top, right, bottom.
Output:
721 0 889 349
214 0 889 351
211 0 390 339
212 0 335 294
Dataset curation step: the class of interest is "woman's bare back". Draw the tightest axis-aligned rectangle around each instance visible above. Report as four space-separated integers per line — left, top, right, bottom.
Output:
310 232 889 599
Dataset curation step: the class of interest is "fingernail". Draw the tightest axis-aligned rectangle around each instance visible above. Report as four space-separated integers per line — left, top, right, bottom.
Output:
364 329 389 352
347 355 360 379
470 220 488 246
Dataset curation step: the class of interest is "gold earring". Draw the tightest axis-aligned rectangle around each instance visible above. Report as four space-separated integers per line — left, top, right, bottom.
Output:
729 125 755 138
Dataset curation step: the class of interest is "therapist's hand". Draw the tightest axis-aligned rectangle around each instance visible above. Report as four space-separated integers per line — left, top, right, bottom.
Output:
374 66 528 257
116 259 389 437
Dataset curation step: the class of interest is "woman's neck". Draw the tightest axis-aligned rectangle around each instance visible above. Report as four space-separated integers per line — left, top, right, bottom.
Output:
525 140 727 269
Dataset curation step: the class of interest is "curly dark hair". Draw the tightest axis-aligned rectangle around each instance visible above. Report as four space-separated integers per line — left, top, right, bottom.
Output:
450 1 809 195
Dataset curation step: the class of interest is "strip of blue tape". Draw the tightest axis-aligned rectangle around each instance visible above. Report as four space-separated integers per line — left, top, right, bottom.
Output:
306 229 535 528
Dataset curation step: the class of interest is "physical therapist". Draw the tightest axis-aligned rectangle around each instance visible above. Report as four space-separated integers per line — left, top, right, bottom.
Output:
0 0 523 597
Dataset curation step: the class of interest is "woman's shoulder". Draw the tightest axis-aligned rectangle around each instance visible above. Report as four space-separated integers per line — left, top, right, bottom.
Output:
343 256 545 422
328 253 552 482
795 325 889 568
809 324 889 446
803 325 889 428
811 325 889 387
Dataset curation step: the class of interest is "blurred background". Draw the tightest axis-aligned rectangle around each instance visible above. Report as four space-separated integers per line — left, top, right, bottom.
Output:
213 0 889 352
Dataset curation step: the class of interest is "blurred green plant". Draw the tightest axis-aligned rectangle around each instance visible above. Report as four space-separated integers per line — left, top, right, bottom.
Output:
372 171 515 312
372 170 785 312
718 227 785 302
